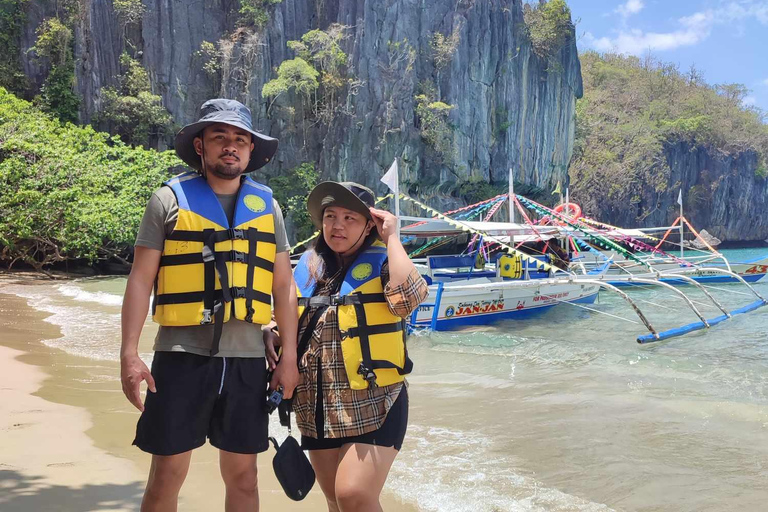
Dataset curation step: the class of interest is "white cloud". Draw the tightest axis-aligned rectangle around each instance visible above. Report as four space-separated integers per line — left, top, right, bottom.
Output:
586 1 768 56
762 78 768 86
616 0 645 19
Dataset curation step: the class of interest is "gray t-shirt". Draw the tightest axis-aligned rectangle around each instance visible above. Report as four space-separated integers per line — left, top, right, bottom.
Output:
135 186 290 358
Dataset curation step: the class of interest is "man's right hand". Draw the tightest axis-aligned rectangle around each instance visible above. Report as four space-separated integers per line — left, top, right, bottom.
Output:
121 354 156 411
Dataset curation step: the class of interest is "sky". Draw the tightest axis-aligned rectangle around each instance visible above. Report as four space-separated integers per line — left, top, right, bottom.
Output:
564 0 768 112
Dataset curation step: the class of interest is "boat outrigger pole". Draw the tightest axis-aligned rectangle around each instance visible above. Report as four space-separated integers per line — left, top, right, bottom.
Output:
678 189 684 259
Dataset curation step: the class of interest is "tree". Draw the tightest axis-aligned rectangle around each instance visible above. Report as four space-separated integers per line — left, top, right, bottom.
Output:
238 0 283 28
261 57 319 112
113 0 145 26
0 87 181 272
269 162 318 243
286 24 354 121
414 92 455 163
32 17 80 123
523 0 573 60
0 0 29 95
431 31 460 71
98 54 173 148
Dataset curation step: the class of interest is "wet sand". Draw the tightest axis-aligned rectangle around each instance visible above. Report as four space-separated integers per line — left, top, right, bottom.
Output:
0 284 414 511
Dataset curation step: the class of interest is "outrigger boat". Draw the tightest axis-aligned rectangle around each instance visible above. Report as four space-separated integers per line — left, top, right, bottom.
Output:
509 194 768 286
375 163 768 343
394 200 766 343
401 222 605 331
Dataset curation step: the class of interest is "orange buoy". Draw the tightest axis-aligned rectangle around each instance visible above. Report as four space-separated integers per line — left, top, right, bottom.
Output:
553 202 582 220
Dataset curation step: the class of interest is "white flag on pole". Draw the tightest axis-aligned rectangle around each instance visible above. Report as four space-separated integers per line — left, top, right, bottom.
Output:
381 159 399 193
380 159 401 238
677 189 683 206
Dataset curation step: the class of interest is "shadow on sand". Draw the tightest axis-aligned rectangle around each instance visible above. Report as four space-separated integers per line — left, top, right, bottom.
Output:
0 469 145 511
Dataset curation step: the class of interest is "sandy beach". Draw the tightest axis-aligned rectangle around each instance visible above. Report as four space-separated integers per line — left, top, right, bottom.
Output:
0 280 413 511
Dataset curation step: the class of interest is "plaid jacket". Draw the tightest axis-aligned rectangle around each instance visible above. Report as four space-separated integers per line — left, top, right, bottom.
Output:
292 263 428 439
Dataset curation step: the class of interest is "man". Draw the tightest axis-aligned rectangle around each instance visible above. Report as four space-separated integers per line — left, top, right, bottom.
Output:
120 99 299 512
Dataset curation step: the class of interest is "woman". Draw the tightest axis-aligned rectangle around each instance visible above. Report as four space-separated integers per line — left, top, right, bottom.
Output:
265 181 428 511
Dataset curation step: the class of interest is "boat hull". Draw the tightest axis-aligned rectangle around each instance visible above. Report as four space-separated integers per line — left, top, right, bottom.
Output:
411 279 600 331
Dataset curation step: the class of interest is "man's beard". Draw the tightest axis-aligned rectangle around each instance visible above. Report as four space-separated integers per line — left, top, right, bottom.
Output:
208 160 243 180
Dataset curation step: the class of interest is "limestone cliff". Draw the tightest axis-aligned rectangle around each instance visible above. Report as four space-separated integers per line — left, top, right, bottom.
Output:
605 142 768 243
14 0 582 207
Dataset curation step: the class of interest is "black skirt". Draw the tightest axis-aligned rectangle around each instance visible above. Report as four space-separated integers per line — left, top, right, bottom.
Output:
301 385 409 451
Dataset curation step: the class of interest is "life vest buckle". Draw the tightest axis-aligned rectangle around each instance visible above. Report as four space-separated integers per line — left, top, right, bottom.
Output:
200 301 222 325
231 287 247 299
228 228 245 240
330 295 347 306
358 363 378 388
201 245 215 263
231 250 246 263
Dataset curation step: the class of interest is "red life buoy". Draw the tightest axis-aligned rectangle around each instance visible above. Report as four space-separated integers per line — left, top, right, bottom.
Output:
554 202 582 220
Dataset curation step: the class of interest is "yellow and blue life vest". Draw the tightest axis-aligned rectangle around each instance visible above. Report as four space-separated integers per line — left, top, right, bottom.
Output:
152 172 276 355
293 241 412 390
498 253 523 279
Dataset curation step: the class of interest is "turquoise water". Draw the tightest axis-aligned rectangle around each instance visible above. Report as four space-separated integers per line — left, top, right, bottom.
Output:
2 248 767 511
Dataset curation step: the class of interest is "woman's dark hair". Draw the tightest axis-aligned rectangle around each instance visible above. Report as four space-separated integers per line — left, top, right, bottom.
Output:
304 228 379 292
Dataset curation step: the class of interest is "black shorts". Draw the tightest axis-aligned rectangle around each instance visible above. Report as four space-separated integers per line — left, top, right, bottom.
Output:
133 351 270 456
301 386 409 451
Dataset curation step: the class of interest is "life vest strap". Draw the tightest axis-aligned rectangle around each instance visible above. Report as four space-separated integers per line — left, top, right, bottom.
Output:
245 227 259 322
344 321 403 339
160 251 274 272
202 228 223 355
297 293 386 308
366 357 413 374
166 229 276 244
154 287 270 306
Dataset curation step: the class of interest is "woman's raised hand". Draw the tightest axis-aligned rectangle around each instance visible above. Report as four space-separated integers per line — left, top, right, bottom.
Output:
369 208 399 243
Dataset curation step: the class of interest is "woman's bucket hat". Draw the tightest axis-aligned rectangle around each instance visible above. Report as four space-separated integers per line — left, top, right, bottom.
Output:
307 182 376 229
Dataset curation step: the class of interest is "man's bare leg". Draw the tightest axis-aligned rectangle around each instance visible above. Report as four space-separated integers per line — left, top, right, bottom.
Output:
141 451 193 512
220 450 259 512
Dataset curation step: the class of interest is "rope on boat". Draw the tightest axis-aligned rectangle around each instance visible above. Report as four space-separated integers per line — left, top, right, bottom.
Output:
699 283 753 297
516 195 653 270
402 193 508 230
551 297 641 325
620 277 710 326
467 196 508 253
408 197 505 257
400 193 558 273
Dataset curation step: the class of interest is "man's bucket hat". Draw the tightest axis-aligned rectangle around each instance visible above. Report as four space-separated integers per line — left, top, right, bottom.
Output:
174 98 278 173
307 181 376 229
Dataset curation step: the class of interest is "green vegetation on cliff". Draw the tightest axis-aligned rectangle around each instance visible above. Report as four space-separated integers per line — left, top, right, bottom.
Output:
523 0 573 62
269 162 318 243
0 0 29 96
238 0 283 28
98 53 173 148
570 51 768 219
0 88 181 271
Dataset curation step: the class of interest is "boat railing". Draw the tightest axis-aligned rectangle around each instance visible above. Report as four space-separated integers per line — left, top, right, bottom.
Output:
409 282 445 332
